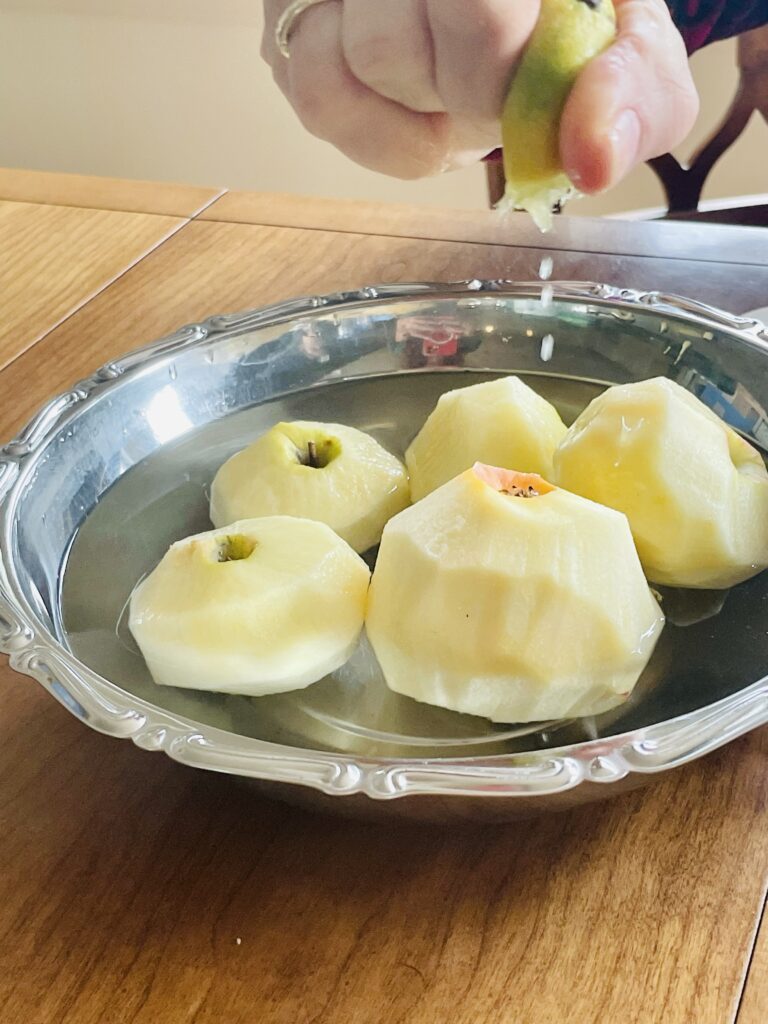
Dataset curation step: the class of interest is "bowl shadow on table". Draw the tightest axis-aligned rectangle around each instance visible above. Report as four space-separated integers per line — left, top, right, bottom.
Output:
9 702 752 1024
69 727 742 958
19 660 750 1010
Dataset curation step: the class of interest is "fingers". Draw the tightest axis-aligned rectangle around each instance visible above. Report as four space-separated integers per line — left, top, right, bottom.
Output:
343 0 539 120
426 0 540 120
266 1 454 177
263 0 698 189
560 0 699 194
341 0 444 113
264 0 537 121
260 0 516 176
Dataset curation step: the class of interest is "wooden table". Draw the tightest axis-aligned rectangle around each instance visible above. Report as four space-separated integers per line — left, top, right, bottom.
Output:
1 169 767 1024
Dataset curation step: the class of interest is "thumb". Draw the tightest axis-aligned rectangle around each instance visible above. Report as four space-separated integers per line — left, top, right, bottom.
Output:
559 0 699 194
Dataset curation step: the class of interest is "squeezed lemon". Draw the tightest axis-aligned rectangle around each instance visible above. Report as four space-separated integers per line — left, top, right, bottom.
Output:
499 0 616 231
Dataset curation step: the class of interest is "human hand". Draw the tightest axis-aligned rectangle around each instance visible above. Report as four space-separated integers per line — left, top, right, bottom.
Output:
561 0 699 193
262 0 540 177
262 0 699 192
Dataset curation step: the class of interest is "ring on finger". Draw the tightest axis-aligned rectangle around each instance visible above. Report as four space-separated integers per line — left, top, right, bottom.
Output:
276 0 338 58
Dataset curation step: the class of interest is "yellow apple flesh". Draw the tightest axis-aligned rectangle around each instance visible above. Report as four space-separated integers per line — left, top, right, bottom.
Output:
366 464 664 722
210 421 409 553
405 376 567 501
129 517 370 695
553 377 768 588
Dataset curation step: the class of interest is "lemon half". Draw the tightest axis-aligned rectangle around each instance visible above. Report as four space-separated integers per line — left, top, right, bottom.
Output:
499 0 616 231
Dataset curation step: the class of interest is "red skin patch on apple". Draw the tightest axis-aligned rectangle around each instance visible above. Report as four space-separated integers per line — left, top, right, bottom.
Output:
471 462 555 497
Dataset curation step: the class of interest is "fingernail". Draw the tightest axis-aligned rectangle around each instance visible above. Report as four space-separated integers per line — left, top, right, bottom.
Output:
609 109 642 184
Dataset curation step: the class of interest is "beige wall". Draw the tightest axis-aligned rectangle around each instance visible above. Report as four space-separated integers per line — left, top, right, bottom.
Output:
0 0 764 215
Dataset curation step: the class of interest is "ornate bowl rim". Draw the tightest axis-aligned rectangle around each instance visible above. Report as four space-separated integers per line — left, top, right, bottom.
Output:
2 280 767 801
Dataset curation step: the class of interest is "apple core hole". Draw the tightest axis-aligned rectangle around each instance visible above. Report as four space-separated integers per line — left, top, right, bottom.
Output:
501 484 542 498
217 535 256 562
299 436 342 469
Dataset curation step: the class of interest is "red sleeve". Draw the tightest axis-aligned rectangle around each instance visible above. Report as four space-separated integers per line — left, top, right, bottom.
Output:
665 1 768 52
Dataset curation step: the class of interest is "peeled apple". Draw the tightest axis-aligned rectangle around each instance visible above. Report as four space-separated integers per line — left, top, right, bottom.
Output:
405 376 567 502
366 464 664 723
210 421 410 553
553 377 768 588
129 517 370 695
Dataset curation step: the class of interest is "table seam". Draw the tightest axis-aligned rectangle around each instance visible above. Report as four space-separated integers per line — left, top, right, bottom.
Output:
735 880 768 1023
191 208 768 268
0 215 199 388
0 187 228 220
3 206 764 394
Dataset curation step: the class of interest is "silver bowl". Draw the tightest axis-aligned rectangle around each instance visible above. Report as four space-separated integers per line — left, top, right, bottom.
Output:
2 282 768 822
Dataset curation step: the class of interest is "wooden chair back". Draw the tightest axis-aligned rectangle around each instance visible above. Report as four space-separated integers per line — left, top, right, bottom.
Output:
649 25 768 224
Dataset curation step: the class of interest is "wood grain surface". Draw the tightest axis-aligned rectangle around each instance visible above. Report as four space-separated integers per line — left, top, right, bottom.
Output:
0 672 767 1024
0 201 184 367
1 178 768 1023
739 911 768 1024
0 166 224 217
201 190 768 268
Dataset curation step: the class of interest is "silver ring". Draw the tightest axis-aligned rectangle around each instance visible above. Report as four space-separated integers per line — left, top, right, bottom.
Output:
276 0 336 59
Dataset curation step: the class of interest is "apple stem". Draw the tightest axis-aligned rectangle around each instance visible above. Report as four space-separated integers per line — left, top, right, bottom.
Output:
307 440 319 468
